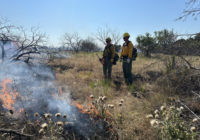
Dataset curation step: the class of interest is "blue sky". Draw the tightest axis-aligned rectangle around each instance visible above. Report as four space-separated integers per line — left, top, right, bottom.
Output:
0 0 199 46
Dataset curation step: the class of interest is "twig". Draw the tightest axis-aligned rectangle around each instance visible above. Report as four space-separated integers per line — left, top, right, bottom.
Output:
191 90 200 98
178 55 200 70
177 100 200 120
0 128 34 137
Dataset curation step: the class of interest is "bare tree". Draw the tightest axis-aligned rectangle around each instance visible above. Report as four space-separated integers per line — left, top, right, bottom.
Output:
96 26 121 45
178 0 200 20
11 27 46 62
0 18 46 63
62 32 82 53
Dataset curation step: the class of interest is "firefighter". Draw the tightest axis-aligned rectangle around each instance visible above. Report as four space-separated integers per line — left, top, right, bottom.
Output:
120 33 133 85
102 37 115 79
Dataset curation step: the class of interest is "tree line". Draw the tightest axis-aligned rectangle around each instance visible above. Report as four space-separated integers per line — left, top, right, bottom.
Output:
136 29 200 57
1 17 200 64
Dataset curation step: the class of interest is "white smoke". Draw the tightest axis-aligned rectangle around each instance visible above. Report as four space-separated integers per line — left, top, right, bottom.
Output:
0 42 73 117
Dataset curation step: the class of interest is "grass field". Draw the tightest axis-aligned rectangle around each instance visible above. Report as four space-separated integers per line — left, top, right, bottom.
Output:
47 52 200 139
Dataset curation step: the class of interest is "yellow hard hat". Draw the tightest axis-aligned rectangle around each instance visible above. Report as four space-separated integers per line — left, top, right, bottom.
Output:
123 32 130 38
106 37 111 42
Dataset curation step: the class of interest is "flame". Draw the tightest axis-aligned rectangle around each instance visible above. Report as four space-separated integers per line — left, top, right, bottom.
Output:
0 78 19 111
74 101 100 118
74 102 89 114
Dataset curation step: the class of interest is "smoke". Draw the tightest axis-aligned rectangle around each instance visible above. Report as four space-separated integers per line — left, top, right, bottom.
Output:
0 42 109 139
0 41 73 116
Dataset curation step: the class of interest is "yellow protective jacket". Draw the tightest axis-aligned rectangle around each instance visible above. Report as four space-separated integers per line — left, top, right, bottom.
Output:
120 41 134 59
103 44 115 60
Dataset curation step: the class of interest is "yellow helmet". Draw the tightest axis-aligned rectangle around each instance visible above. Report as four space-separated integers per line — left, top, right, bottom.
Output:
123 32 130 38
106 37 111 42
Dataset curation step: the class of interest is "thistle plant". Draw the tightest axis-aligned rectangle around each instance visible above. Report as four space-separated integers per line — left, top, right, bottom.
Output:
146 105 200 140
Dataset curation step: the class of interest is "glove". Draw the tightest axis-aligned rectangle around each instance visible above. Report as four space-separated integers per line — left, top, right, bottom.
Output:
111 59 114 63
127 58 131 63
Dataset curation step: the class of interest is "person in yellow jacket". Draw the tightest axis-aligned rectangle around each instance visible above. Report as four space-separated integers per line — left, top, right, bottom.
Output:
102 37 115 79
120 33 133 85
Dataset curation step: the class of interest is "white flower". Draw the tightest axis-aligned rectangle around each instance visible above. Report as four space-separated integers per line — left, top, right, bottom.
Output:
192 118 198 123
154 109 159 114
160 106 166 111
170 106 175 110
55 113 61 117
177 106 184 112
155 114 159 119
190 126 196 132
63 114 67 119
118 103 122 106
102 96 107 101
180 106 184 110
56 121 64 126
39 129 44 134
150 119 159 127
120 99 124 103
146 114 153 119
41 123 48 129
44 113 51 118
34 112 39 117
108 104 114 108
90 94 94 98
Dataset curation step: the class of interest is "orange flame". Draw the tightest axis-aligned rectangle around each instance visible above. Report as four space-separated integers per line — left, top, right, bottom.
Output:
74 101 99 118
74 102 89 114
0 78 19 111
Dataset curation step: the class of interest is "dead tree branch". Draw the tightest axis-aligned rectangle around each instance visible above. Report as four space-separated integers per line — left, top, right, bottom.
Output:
177 0 200 20
177 100 200 120
178 55 200 70
0 128 34 137
62 32 82 53
96 26 121 45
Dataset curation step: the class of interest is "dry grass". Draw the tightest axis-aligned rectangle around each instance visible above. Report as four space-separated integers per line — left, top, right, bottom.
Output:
48 52 200 140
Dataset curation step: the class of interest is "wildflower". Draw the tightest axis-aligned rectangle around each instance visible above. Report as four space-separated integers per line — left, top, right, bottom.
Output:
55 113 61 117
160 106 166 111
146 114 153 119
34 112 39 117
170 106 175 110
108 104 114 108
180 106 184 110
154 109 159 114
190 126 196 132
39 129 44 134
44 113 51 118
150 119 159 127
110 105 114 108
102 96 107 101
118 103 122 106
41 123 48 129
56 121 64 126
155 114 159 119
177 107 183 112
90 94 94 99
120 99 124 103
192 118 198 123
63 114 67 119
99 96 103 101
